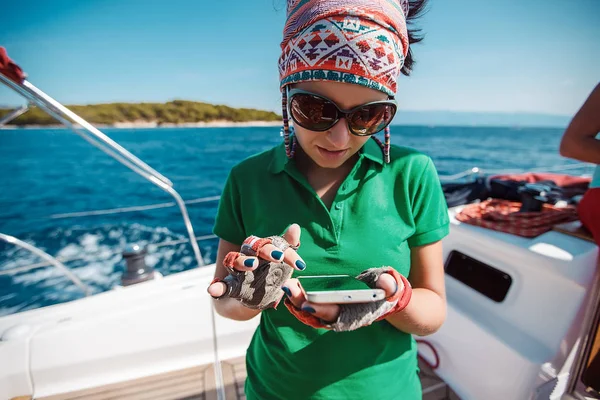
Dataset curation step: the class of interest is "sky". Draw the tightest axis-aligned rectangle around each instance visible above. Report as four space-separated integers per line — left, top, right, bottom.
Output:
0 0 598 117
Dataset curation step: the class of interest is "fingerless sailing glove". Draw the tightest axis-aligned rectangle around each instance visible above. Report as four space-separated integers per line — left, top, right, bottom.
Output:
211 235 296 310
285 267 412 332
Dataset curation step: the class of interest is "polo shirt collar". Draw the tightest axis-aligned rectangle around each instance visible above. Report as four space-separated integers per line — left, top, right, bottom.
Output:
268 142 289 174
361 137 385 166
268 137 384 174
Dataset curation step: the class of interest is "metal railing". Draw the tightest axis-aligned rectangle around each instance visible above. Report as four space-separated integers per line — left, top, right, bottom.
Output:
0 233 91 296
0 68 226 400
0 232 219 278
0 103 29 125
438 163 594 182
0 73 204 271
0 194 221 280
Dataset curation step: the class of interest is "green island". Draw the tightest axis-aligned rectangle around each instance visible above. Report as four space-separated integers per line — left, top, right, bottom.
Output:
0 100 281 126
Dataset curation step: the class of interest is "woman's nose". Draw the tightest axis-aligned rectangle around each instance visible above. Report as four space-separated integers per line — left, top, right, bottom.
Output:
326 118 351 147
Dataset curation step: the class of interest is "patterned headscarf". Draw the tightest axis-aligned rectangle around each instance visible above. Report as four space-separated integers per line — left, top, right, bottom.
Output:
278 0 411 162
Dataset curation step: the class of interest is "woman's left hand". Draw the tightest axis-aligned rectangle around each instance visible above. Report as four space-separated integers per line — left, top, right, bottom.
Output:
282 272 402 323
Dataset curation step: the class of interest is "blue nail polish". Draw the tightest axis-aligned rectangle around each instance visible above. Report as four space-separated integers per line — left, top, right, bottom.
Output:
295 260 306 270
282 286 291 297
244 258 255 268
302 306 316 313
271 250 284 260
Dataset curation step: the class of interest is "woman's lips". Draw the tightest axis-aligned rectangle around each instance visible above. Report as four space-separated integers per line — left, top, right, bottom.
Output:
317 146 348 160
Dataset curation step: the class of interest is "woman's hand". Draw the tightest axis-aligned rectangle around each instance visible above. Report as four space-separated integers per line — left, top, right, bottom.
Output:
207 224 306 310
282 269 407 330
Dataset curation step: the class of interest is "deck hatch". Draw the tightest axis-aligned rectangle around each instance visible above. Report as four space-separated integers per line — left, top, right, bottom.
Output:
445 250 512 302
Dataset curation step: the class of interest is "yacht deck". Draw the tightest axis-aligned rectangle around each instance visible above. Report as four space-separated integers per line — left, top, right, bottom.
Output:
37 356 460 400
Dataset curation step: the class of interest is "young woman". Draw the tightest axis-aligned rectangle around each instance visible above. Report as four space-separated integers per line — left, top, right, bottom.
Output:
207 1 449 398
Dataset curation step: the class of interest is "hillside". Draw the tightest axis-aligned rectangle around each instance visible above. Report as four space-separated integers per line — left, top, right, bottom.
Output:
0 100 281 126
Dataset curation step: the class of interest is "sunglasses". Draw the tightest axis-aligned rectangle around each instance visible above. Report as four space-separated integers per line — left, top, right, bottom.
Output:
287 88 397 136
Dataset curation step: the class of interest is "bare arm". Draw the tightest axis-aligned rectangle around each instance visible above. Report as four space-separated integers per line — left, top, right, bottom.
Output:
385 241 446 336
559 83 600 164
210 239 262 321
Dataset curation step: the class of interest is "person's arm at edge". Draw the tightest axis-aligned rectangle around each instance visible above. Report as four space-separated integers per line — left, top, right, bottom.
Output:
385 240 446 336
559 83 600 164
210 239 262 321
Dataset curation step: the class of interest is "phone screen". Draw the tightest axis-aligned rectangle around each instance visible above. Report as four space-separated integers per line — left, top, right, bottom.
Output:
299 275 371 293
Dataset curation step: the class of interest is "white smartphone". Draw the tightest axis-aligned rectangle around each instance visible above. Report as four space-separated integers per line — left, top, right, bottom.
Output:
298 274 385 304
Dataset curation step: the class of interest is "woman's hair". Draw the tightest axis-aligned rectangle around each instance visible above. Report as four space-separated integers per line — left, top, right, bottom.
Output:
401 0 428 76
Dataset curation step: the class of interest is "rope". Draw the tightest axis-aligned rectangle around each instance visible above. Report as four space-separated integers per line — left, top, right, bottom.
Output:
0 232 91 296
416 339 440 370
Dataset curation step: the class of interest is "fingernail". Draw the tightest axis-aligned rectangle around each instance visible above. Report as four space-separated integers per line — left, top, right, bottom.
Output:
271 250 284 260
295 260 306 270
302 306 316 313
392 281 399 296
282 286 291 297
244 258 256 268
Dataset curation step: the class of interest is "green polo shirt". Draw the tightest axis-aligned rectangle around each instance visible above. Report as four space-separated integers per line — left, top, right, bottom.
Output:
213 138 449 400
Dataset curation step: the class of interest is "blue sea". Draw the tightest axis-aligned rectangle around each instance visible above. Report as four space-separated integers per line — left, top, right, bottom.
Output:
0 125 589 316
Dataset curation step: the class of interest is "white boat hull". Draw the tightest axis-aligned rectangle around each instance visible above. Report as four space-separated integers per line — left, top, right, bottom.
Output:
0 266 259 399
427 207 598 400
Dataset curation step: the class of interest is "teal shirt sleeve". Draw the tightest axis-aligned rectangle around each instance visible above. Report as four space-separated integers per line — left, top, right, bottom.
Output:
212 167 247 245
407 158 450 248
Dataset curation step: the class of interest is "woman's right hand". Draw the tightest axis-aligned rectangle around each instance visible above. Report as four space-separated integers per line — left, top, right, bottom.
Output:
207 224 306 310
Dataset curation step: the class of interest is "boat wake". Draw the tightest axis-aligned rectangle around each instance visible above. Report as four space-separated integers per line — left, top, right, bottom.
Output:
0 223 216 316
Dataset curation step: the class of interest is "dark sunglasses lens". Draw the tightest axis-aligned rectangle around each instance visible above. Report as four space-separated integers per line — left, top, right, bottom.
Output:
290 94 338 131
348 104 396 135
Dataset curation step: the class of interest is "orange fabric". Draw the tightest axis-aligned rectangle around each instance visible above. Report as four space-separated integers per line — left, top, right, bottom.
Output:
578 188 600 246
375 270 412 320
456 199 579 238
243 236 273 253
223 251 243 269
0 47 25 84
284 298 330 329
489 172 590 188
